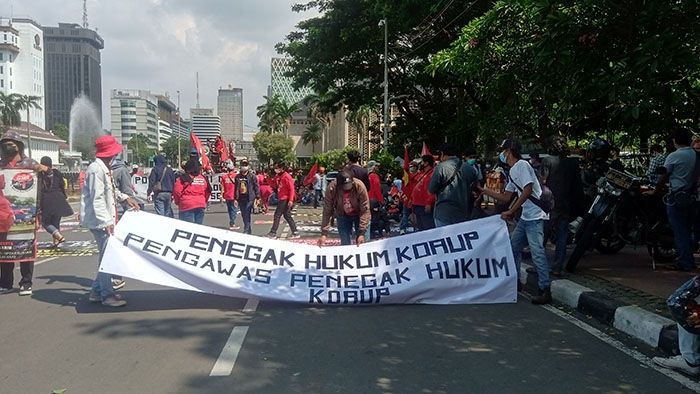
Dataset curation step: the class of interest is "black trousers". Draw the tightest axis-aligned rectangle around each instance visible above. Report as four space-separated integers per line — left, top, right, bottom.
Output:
269 200 297 234
0 262 33 288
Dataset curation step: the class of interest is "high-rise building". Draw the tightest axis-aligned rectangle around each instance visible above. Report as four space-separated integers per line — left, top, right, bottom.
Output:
217 86 243 142
0 18 45 129
110 90 159 156
190 108 220 143
270 57 312 106
42 23 103 131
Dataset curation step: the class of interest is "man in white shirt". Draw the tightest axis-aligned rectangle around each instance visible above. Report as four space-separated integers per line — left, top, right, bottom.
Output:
313 166 326 209
480 139 551 304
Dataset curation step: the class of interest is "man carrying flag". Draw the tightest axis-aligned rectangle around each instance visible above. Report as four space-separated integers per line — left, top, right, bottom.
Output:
190 132 211 172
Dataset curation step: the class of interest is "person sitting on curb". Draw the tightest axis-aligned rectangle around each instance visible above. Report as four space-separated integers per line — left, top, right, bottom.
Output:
81 135 140 307
653 314 700 376
318 170 370 247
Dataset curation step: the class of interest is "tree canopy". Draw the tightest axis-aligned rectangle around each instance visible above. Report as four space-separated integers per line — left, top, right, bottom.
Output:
253 132 296 165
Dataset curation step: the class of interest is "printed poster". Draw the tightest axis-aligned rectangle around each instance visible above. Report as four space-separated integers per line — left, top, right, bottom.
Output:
0 169 38 262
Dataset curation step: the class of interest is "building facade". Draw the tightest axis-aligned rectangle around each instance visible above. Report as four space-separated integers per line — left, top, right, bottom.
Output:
42 22 103 131
110 89 159 154
9 122 65 164
190 108 220 143
0 18 45 129
217 86 243 142
270 57 312 106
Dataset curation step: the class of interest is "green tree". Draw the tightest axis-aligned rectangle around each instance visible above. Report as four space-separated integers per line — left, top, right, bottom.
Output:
0 92 21 127
256 95 283 133
127 134 156 165
253 131 295 165
346 104 378 157
301 123 322 154
161 136 190 166
53 123 69 142
277 100 299 136
310 147 356 171
15 95 42 157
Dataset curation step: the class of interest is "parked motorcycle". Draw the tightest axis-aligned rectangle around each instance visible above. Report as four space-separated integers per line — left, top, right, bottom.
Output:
565 168 676 272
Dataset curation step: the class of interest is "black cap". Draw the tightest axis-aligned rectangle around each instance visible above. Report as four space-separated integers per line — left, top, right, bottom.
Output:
498 139 522 154
336 170 354 187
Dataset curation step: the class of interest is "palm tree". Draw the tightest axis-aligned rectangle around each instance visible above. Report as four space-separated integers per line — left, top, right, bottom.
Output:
0 91 21 127
256 95 282 133
301 123 322 154
303 92 341 151
346 104 378 159
16 95 42 157
277 100 299 136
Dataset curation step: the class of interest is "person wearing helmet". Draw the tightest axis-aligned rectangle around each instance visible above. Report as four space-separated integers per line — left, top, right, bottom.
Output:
0 131 48 296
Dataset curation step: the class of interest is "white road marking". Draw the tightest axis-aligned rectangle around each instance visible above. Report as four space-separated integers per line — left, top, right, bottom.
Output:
540 302 700 392
15 256 59 270
210 326 249 377
243 298 259 312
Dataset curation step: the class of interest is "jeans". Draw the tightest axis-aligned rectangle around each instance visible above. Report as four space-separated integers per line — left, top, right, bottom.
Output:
434 217 451 228
679 324 700 365
269 200 297 235
337 215 361 245
313 189 323 208
667 203 694 269
90 229 114 300
238 199 254 234
225 200 239 227
552 215 569 272
153 192 173 217
179 208 205 224
413 205 435 231
42 212 62 235
511 219 551 289
400 206 412 230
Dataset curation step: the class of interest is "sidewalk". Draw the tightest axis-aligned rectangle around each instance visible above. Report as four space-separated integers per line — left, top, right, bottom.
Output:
522 246 700 357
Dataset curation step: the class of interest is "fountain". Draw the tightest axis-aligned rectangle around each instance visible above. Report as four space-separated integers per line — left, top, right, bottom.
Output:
69 94 103 160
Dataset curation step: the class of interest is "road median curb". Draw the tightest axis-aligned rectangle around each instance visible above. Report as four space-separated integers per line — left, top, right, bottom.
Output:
521 264 679 356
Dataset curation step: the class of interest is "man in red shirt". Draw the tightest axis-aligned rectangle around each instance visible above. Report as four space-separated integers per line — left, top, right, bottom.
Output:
367 160 384 203
411 155 436 230
220 160 239 230
267 163 299 238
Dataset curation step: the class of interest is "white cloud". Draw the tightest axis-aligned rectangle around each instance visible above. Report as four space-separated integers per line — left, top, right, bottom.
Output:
8 0 315 131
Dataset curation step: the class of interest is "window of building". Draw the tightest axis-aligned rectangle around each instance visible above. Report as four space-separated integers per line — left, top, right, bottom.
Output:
1 80 4 88
9 81 11 89
0 53 3 61
9 68 11 76
3 34 6 41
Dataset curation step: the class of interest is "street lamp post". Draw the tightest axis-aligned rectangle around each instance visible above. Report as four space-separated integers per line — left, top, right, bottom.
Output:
177 91 181 166
380 18 389 148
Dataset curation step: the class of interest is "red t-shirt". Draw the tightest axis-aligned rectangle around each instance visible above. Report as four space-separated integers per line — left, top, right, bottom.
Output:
342 190 357 216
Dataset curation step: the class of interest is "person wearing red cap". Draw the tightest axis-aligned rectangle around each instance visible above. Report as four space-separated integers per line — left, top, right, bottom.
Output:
0 131 48 296
81 135 140 307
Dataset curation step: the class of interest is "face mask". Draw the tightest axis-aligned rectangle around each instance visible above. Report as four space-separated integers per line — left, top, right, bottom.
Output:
241 166 249 172
499 151 507 163
467 159 476 166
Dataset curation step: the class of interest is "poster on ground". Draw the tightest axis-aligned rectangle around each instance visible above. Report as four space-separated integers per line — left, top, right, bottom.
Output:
0 169 38 262
101 211 517 305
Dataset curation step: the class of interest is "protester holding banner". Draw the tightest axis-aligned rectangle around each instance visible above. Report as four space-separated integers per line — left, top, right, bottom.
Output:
480 139 552 304
147 154 176 218
318 170 370 246
267 163 299 239
0 131 48 296
173 158 212 225
38 156 73 247
220 160 240 230
80 135 140 307
235 159 261 234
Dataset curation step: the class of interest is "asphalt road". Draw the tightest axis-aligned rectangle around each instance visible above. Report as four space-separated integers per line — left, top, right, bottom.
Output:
0 203 697 393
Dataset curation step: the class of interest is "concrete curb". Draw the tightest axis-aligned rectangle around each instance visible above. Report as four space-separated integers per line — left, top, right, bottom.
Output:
521 264 679 355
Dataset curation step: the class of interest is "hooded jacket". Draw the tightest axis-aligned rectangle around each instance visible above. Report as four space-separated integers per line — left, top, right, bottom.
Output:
173 172 212 211
81 158 131 229
321 178 371 236
112 159 146 206
147 155 176 195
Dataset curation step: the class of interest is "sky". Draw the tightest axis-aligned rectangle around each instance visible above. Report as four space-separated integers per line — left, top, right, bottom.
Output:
9 0 316 132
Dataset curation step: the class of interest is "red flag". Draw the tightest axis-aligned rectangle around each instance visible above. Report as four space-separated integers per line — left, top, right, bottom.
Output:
216 136 228 163
303 162 319 186
421 142 432 157
190 132 211 171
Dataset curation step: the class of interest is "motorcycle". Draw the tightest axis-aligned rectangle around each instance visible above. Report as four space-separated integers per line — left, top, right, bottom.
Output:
565 168 676 272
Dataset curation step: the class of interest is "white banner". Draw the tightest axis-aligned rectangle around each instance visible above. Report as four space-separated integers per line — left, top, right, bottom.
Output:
131 175 149 201
101 212 517 305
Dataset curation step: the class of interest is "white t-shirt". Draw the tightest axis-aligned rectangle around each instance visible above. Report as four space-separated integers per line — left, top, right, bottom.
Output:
505 160 548 221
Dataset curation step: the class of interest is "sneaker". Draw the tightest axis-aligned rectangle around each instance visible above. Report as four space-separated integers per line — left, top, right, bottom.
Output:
266 233 277 239
653 355 700 376
288 232 301 239
0 287 13 294
18 285 32 296
399 229 406 235
88 290 101 303
229 225 241 231
111 279 126 290
102 295 127 307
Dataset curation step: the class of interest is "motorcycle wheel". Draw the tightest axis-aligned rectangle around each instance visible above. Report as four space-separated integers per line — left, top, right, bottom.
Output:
566 216 598 273
594 223 626 255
